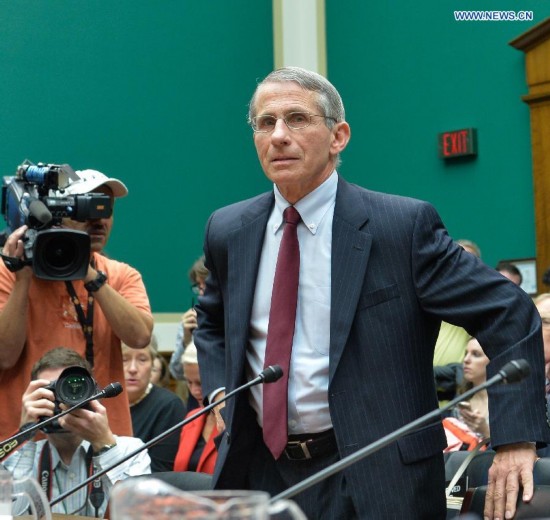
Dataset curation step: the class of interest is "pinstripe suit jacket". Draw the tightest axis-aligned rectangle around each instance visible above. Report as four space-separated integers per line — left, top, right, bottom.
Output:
195 176 550 518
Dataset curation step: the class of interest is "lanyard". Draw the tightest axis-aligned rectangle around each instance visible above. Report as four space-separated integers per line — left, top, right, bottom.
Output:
39 441 105 517
65 281 95 367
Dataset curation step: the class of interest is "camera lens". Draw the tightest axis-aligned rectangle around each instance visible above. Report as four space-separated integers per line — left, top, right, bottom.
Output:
43 235 79 269
55 366 96 406
59 375 88 402
32 229 90 281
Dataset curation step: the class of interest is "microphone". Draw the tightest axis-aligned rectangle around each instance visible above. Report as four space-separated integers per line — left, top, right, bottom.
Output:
259 365 284 384
498 359 530 384
50 365 283 507
270 359 531 503
97 382 124 399
0 382 123 460
26 198 52 228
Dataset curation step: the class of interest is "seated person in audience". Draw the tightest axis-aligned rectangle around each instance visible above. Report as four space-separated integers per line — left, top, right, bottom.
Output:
456 337 490 438
151 351 170 388
534 294 550 457
534 293 550 375
173 343 218 474
443 338 490 451
123 338 186 472
169 256 208 382
1 347 151 518
496 261 523 286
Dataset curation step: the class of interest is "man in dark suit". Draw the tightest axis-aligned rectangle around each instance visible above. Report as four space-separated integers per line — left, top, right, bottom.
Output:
194 67 550 519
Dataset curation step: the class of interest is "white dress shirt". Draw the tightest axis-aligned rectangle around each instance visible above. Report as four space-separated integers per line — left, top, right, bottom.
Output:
247 171 337 435
3 436 151 518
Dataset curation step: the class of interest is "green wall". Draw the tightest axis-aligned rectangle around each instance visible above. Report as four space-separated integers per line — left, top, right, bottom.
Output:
326 0 550 269
1 1 549 312
0 1 274 312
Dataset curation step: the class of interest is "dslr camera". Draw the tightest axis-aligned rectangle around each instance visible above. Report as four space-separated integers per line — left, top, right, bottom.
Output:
1 160 112 280
41 365 99 433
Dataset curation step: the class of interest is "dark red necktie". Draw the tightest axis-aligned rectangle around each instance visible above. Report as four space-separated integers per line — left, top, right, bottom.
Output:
263 206 301 459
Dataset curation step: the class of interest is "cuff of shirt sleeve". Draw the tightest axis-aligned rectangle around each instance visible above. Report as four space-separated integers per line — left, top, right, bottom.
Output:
207 387 226 406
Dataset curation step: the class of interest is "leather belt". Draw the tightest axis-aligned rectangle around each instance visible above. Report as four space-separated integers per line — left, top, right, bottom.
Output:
284 429 337 461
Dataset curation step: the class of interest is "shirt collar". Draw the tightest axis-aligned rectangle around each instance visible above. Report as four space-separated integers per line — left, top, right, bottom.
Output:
272 171 338 235
49 441 90 469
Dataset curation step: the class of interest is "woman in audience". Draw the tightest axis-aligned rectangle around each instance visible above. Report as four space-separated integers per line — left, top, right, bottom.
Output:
151 351 170 388
123 337 186 472
456 337 490 438
443 337 490 451
173 342 218 474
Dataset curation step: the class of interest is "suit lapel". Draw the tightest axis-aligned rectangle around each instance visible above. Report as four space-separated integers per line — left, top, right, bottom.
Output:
227 193 274 382
330 178 372 380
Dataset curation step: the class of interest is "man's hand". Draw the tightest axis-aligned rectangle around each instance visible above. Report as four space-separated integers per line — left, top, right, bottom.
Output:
2 225 33 281
484 442 537 520
181 308 198 346
20 379 55 425
211 390 226 432
58 400 116 451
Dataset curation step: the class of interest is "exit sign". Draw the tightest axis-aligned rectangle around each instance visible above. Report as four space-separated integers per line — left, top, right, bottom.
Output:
439 128 477 159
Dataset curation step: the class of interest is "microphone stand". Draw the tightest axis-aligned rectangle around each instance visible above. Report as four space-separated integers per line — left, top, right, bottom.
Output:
270 361 528 503
51 365 282 507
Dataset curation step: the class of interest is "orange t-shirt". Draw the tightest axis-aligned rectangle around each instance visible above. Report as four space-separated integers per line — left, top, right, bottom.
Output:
0 252 152 439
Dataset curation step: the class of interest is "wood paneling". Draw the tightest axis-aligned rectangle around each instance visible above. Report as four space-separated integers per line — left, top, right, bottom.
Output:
511 18 550 294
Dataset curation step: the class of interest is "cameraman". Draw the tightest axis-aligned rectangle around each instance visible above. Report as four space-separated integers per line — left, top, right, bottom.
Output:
1 347 151 518
0 169 153 439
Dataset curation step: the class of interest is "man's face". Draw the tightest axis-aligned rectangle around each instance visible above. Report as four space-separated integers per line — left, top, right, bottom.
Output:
252 82 350 203
63 186 114 253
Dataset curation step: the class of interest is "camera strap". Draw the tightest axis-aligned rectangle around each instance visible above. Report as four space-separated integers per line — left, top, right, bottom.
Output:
0 252 32 272
39 441 105 517
65 281 95 367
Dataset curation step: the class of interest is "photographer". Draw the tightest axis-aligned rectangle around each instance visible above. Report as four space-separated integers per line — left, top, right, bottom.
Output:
1 347 151 518
0 169 153 439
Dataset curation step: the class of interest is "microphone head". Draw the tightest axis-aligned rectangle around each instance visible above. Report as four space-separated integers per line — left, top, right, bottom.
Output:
260 365 284 384
498 359 530 384
102 382 123 398
28 199 53 226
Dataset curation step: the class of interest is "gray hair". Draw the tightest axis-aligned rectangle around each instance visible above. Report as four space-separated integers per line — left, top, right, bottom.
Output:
248 67 345 129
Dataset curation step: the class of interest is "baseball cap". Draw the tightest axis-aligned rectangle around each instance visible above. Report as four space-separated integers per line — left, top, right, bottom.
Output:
64 169 128 198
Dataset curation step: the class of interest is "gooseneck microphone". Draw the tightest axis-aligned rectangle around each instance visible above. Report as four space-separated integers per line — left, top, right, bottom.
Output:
270 359 531 503
0 382 123 461
98 382 124 399
497 358 530 384
259 364 284 384
50 365 283 507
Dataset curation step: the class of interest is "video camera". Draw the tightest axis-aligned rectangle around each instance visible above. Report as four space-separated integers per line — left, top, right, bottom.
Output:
1 160 112 280
41 365 99 433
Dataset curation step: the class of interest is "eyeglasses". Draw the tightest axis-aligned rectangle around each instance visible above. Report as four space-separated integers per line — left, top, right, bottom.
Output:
250 112 337 133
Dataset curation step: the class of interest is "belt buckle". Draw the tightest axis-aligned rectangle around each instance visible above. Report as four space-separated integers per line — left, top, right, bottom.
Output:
285 440 312 460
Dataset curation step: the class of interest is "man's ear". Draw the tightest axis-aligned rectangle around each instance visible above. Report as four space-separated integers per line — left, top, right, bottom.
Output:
330 121 351 156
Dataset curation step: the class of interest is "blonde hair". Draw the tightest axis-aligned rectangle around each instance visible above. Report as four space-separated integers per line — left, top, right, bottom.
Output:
181 341 198 365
